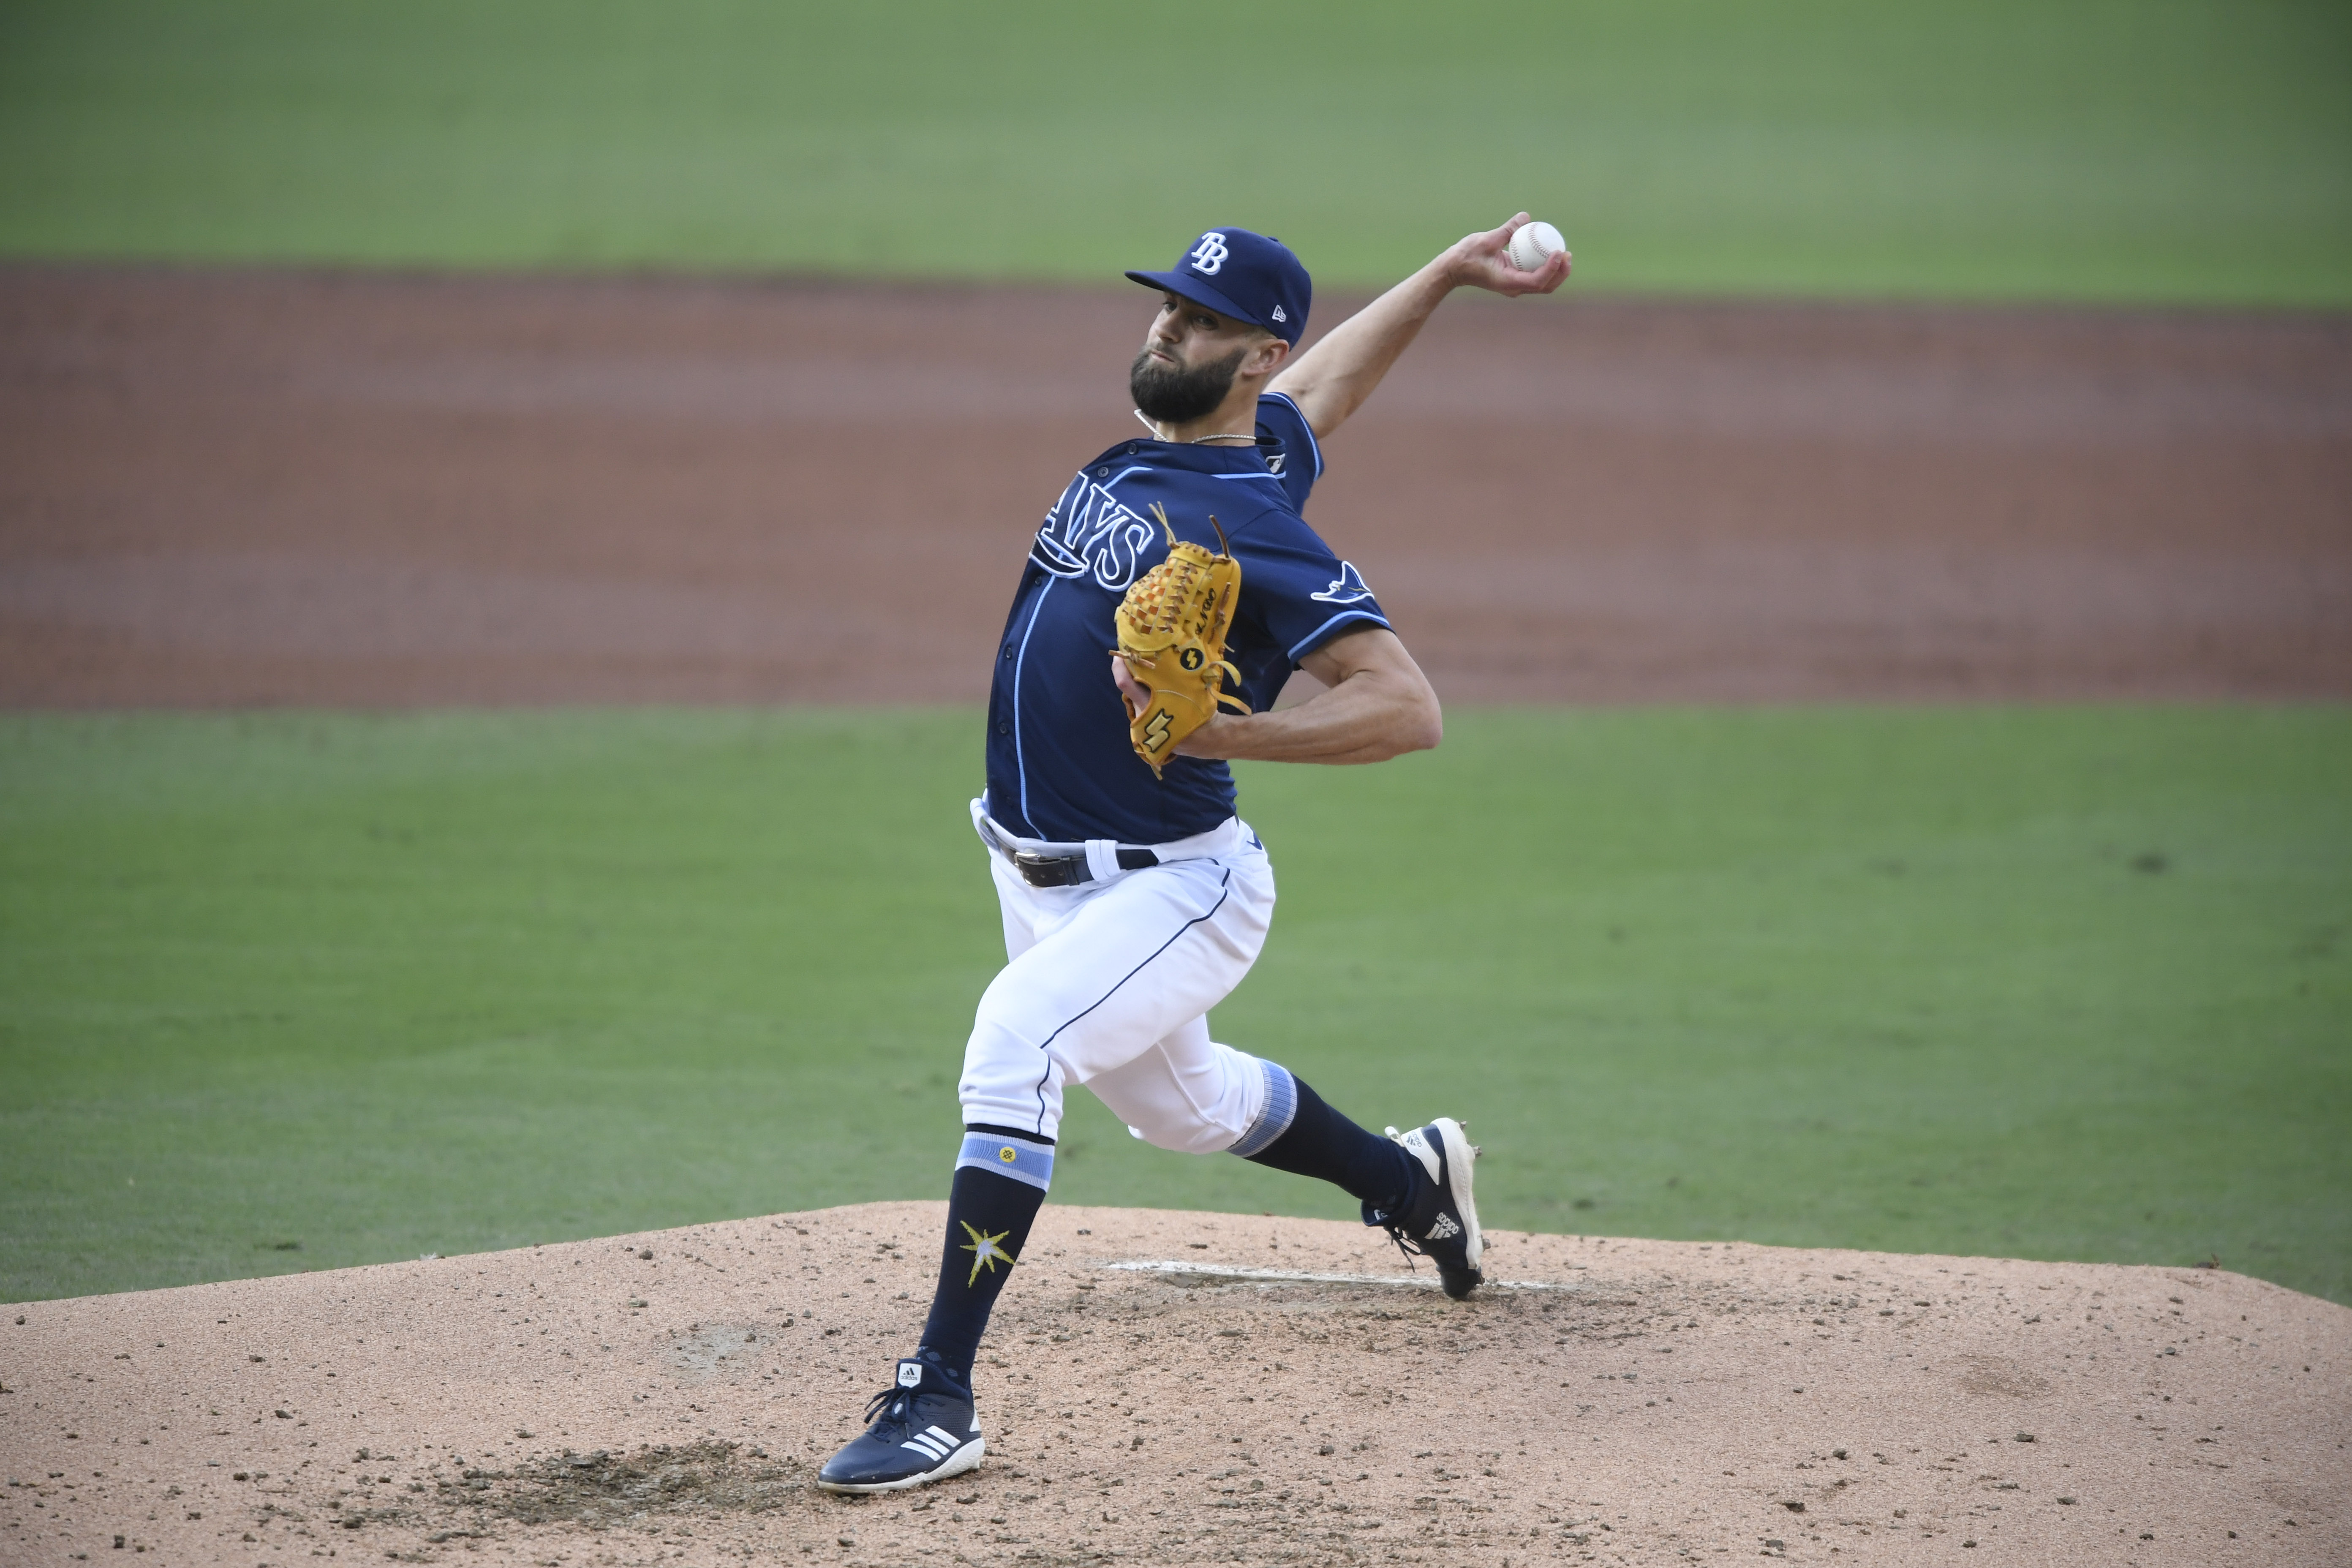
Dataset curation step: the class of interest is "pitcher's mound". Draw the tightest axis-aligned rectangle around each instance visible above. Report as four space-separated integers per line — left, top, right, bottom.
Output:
5 1203 2346 1565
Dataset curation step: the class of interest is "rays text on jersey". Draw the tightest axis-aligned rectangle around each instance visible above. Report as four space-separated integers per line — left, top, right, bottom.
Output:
1029 472 1159 591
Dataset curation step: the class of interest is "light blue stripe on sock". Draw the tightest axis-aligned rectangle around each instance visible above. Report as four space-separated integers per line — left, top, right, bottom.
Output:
1227 1059 1298 1160
956 1131 1055 1191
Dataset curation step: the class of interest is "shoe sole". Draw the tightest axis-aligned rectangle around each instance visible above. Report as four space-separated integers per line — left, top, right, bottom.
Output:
817 1437 984 1494
1430 1117 1484 1291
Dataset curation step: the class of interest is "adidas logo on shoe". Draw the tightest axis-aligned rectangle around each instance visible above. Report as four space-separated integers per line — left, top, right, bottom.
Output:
898 1424 968 1463
1426 1212 1462 1240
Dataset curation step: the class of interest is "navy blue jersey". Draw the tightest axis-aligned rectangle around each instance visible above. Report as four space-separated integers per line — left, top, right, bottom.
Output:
984 392 1389 844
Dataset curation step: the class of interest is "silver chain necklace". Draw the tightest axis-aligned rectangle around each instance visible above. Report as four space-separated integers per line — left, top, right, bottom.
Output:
1134 408 1256 444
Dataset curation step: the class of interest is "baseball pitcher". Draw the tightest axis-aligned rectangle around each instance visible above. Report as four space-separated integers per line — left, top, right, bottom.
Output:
820 217 1569 1492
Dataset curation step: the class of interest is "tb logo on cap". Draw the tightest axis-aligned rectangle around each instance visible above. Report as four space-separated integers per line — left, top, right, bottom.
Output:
1188 232 1229 275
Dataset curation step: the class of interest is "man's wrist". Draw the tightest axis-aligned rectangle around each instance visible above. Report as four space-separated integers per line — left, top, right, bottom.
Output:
1432 240 1480 294
1175 710 1248 760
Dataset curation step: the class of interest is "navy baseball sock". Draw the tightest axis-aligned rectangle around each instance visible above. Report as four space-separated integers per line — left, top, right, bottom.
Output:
914 1124 1053 1387
1234 1066 1420 1226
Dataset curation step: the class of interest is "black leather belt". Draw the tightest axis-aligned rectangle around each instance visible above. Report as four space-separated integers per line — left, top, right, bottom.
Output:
1012 847 1161 888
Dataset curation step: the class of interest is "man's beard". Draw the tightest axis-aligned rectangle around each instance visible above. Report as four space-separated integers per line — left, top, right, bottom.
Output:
1130 345 1247 426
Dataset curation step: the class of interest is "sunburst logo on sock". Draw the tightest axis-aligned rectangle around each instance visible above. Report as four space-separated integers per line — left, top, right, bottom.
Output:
960 1221 1015 1286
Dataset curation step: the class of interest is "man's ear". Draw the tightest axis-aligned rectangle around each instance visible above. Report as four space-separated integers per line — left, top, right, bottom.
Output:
1246 334 1292 379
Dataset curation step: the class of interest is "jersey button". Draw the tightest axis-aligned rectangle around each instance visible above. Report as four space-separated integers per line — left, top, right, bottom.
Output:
1096 466 1109 477
1002 645 1014 661
1125 443 1138 455
996 721 1011 736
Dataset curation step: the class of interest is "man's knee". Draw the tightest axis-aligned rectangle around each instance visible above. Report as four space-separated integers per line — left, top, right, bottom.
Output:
959 970 1081 1135
1089 1042 1271 1157
1122 1116 1241 1156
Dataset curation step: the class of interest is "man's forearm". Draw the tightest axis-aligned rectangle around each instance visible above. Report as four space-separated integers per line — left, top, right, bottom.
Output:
1177 665 1442 766
1267 256 1456 440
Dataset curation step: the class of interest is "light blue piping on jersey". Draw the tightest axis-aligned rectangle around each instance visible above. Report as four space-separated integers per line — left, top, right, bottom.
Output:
1108 463 1280 490
1287 609 1391 664
1105 462 1278 492
1263 391 1324 479
1010 576 1055 833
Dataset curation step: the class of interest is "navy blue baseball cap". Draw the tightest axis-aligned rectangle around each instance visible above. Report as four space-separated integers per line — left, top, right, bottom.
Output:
1126 227 1312 347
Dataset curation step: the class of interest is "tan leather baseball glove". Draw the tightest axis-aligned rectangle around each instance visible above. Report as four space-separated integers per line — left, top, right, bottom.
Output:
1113 504 1252 778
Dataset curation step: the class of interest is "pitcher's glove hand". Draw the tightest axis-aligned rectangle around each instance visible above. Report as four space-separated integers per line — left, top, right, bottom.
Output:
1112 504 1251 778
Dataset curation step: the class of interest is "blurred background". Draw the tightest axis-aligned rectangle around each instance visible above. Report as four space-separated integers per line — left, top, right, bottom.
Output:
2 2 2346 1305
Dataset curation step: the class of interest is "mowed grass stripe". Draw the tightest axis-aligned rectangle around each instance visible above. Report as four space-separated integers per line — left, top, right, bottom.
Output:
0 707 2344 1305
0 0 2347 303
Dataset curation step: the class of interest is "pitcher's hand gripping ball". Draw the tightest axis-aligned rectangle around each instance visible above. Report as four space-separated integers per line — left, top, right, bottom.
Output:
1113 504 1251 777
1506 218 1568 272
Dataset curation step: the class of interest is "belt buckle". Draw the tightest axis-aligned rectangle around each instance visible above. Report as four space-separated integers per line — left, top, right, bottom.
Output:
1012 850 1081 888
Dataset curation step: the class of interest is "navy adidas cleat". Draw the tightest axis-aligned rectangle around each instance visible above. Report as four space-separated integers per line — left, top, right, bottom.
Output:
817 1358 985 1494
1376 1118 1485 1300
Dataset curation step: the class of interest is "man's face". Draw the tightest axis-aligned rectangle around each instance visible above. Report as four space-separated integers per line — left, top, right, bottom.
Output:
1130 292 1277 426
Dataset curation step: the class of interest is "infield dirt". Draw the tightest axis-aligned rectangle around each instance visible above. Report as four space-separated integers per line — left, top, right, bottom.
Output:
2 268 2347 706
5 1203 2347 1567
5 273 2349 1565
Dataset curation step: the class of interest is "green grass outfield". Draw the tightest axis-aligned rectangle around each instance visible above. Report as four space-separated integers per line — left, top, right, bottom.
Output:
3 707 2345 1306
1 1 2347 304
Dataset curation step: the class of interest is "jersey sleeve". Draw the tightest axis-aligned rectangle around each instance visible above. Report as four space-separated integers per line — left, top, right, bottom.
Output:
1254 391 1324 514
1228 507 1390 668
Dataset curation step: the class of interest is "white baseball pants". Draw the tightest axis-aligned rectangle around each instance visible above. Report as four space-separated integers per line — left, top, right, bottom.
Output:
959 802 1283 1154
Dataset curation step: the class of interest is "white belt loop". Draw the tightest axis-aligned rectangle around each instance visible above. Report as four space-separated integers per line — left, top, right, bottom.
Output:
971 798 1013 860
972 798 1247 876
1083 839 1123 882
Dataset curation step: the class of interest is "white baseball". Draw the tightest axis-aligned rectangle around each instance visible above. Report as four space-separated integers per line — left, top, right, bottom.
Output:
1506 219 1566 272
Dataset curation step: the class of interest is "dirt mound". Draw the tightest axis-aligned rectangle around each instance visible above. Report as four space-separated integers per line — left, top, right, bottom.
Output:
3 267 2347 706
4 1202 2347 1565
426 1439 806 1531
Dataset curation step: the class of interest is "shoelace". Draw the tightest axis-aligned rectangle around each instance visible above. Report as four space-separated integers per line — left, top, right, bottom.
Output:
1376 1122 1435 1271
860 1385 914 1431
1380 1222 1431 1271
